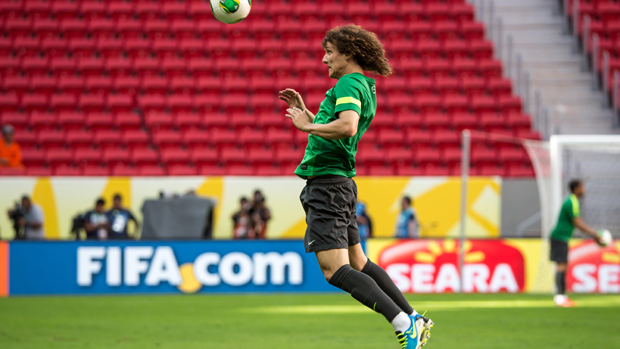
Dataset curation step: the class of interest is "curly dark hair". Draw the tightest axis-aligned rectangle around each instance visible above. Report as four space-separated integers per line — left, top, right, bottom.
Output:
322 24 393 77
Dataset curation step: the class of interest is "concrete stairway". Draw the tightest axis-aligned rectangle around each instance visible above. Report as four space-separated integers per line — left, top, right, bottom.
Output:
473 0 619 136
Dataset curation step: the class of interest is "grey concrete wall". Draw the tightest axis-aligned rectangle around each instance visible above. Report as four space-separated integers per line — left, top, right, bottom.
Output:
501 179 541 237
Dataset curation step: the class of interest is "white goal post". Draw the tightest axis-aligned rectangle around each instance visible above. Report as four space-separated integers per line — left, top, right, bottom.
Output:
549 135 620 237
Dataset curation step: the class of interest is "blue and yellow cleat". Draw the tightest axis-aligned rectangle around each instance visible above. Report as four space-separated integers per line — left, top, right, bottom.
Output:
395 313 434 349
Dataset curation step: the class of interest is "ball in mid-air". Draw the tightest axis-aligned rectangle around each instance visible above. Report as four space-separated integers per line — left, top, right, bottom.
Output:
597 229 613 247
210 0 252 24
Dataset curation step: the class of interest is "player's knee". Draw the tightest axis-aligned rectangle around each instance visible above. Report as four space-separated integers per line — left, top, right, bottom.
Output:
556 262 567 272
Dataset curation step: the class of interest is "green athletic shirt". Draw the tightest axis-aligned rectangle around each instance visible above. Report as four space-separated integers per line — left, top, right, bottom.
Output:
295 73 376 179
550 194 580 242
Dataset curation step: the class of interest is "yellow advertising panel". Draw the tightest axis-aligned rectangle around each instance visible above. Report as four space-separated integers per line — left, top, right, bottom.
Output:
0 176 500 240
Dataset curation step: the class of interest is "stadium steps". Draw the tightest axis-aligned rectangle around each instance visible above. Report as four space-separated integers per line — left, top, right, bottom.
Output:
480 0 619 135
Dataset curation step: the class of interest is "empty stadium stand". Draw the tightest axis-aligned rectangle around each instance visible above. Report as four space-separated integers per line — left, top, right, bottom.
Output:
0 0 539 176
566 0 620 108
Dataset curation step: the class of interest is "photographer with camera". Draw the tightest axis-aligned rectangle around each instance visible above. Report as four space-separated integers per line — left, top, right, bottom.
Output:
7 196 45 240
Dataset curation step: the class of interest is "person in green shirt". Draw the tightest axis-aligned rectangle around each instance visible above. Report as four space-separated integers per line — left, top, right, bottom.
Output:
279 25 432 349
550 179 602 307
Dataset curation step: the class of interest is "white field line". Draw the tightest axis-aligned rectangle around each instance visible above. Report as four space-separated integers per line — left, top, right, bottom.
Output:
247 297 620 314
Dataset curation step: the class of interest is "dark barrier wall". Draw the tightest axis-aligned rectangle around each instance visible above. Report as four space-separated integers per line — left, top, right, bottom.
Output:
6 240 335 296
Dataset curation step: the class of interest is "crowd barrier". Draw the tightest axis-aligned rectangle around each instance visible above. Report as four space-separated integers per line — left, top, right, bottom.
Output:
0 238 617 296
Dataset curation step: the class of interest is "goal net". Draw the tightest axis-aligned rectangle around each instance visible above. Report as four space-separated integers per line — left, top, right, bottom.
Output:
524 135 620 292
537 136 620 239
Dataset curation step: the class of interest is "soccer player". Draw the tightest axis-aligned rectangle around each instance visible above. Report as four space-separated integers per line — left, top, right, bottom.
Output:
279 25 433 349
550 179 602 307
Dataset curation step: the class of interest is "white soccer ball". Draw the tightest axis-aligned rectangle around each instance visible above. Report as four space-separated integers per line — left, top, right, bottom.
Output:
210 0 252 24
598 229 613 247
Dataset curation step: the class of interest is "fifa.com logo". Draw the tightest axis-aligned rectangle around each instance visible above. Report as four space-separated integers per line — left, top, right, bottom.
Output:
77 246 303 291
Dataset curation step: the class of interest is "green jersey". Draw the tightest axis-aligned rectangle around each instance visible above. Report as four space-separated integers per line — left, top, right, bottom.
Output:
295 73 376 179
551 194 580 242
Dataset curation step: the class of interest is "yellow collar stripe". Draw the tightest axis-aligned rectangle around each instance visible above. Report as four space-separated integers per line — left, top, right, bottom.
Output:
336 97 361 107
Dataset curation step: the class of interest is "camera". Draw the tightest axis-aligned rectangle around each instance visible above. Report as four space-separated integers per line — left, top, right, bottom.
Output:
8 202 26 240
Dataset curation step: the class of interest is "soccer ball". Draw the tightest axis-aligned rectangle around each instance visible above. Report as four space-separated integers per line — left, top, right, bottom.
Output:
597 229 613 247
210 0 252 24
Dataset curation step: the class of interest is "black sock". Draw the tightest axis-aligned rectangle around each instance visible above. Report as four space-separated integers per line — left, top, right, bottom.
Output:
362 259 414 315
329 264 402 322
556 271 566 294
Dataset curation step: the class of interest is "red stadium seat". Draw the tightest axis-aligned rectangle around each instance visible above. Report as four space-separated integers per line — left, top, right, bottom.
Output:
46 148 74 166
387 147 415 165
167 94 193 112
248 148 275 164
123 129 149 148
226 165 254 176
153 130 183 148
221 148 247 164
471 147 497 165
26 166 53 176
132 148 159 166
79 94 105 112
276 148 304 164
161 148 190 165
114 112 141 130
58 75 84 93
54 165 82 176
66 129 94 148
425 113 451 130
56 112 85 130
38 129 65 147
416 148 441 166
22 148 46 167
101 147 130 166
138 165 166 176
1 112 29 131
13 130 37 148
75 148 102 165
255 165 282 176
169 164 198 176
190 147 218 165
266 128 293 144
3 0 534 177
112 165 137 176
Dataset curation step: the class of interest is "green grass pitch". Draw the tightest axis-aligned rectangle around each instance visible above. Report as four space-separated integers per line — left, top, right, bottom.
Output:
1 293 619 348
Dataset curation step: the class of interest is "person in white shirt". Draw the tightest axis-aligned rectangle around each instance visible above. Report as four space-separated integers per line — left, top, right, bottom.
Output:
10 196 45 240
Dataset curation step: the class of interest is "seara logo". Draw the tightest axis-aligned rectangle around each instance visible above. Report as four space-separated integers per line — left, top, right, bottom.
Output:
377 240 525 293
568 240 620 293
77 246 303 293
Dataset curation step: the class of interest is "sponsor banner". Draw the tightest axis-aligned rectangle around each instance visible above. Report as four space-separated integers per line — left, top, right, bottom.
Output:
7 240 334 296
367 238 619 294
0 176 501 240
568 240 620 293
367 239 526 293
0 241 7 297
4 239 618 296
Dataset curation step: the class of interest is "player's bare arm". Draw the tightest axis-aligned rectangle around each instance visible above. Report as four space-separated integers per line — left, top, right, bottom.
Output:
573 217 601 242
286 108 359 139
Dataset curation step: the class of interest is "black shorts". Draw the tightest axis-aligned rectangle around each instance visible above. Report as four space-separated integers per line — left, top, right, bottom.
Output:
300 175 361 253
549 238 569 263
